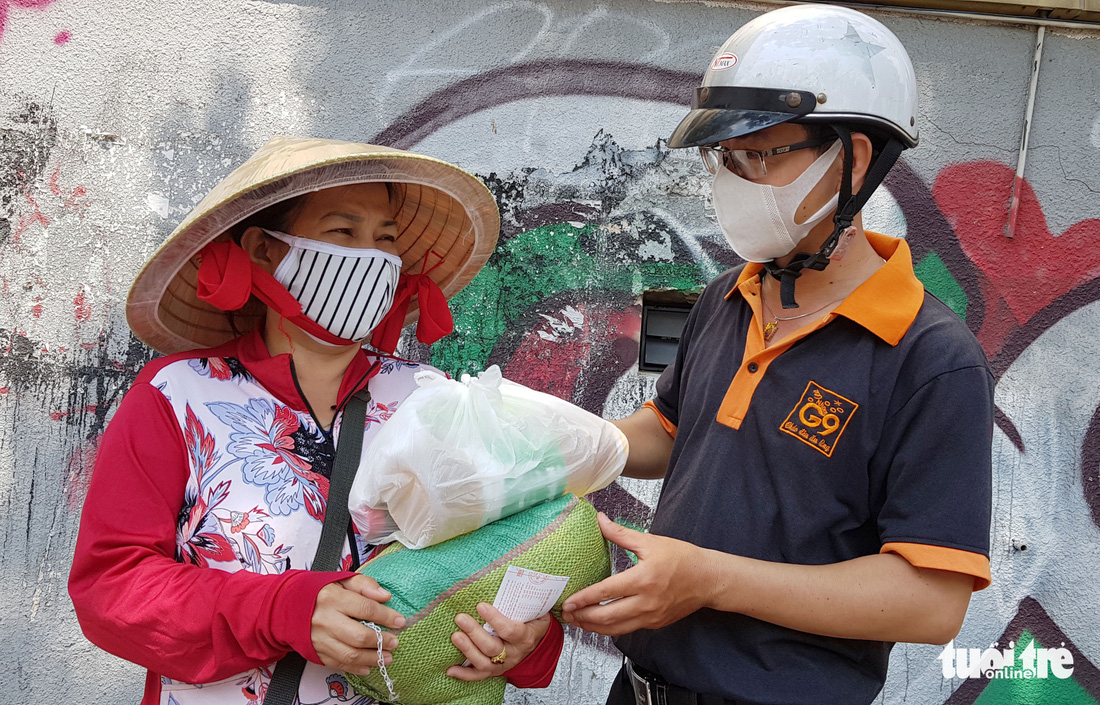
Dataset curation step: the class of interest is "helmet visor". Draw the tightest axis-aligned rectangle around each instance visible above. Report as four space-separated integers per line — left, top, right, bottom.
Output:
668 87 817 149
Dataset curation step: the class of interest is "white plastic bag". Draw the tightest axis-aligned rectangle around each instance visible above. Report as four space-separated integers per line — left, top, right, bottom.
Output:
348 365 628 549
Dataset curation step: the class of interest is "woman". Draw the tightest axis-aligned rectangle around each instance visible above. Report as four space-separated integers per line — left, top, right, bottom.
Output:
69 137 564 704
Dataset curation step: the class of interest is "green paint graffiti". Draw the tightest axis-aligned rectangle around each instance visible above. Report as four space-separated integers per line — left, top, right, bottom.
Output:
915 251 968 320
432 222 705 378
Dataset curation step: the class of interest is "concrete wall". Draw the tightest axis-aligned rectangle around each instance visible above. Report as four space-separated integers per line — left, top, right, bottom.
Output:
1 1 1099 703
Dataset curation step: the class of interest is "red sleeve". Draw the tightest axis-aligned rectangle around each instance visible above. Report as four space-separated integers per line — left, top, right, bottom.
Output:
67 382 355 684
504 617 564 688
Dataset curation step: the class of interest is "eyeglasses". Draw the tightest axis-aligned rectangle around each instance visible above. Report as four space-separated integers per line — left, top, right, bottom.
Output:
698 137 836 179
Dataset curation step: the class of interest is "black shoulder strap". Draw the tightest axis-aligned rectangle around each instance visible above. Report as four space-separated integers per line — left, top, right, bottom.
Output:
265 390 371 705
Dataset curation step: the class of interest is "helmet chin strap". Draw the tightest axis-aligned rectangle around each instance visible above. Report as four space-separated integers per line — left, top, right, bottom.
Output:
762 125 904 308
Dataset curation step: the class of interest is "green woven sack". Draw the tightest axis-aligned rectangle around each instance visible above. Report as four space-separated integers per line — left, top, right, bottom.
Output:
346 494 610 705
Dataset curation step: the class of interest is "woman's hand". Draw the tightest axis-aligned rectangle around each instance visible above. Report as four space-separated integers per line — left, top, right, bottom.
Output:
311 574 406 675
446 603 552 681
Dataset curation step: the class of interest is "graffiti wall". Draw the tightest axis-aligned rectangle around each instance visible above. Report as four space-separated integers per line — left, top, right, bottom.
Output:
1 0 1098 703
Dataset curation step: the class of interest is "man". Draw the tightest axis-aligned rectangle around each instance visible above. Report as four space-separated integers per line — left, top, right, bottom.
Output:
561 6 994 705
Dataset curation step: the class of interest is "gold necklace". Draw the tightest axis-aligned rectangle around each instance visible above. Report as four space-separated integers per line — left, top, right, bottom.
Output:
761 296 840 342
759 255 883 342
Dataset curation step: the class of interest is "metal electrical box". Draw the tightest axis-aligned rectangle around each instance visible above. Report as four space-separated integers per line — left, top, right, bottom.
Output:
639 289 699 373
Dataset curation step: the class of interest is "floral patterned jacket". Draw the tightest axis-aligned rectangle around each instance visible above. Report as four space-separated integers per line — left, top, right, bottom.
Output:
69 328 561 705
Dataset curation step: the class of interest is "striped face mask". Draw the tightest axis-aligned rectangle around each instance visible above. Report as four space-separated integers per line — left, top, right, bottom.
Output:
266 229 402 344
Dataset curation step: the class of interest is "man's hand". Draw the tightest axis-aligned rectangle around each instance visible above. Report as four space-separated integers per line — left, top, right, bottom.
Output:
561 513 711 636
446 603 552 681
310 574 406 675
565 515 976 645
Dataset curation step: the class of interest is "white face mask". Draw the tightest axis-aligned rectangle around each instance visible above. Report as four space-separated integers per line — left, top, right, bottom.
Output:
266 229 403 344
711 140 842 263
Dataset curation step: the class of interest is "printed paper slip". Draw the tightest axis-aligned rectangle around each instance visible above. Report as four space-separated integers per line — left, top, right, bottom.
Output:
479 566 570 638
492 566 570 622
462 567 570 664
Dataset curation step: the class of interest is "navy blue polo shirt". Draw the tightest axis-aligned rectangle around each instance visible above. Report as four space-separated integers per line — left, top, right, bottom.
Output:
616 232 994 705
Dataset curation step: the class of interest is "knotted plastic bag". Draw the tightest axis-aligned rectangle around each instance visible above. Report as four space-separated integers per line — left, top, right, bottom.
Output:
348 365 627 549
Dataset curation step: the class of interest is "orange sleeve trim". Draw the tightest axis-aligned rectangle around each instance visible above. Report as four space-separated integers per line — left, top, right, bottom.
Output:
642 400 677 438
881 542 991 591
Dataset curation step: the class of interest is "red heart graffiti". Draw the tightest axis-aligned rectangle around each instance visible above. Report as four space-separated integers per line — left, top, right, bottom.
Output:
932 160 1100 324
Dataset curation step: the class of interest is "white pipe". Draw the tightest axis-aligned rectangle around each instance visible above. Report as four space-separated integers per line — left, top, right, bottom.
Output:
850 4 1094 30
735 0 1100 32
1004 24 1045 239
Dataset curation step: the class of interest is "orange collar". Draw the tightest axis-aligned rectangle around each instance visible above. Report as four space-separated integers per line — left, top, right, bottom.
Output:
727 231 924 346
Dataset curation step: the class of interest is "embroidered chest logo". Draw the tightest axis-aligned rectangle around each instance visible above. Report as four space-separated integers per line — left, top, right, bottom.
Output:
780 381 858 457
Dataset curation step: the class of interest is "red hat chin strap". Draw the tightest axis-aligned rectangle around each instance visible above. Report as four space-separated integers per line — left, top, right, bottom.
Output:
196 241 454 352
370 270 455 354
196 241 357 346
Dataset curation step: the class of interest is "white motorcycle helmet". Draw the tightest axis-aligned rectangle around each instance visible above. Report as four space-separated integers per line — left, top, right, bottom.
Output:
669 4 919 308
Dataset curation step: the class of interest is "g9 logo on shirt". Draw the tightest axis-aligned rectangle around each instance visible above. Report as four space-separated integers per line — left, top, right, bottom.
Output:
781 382 859 457
799 399 841 435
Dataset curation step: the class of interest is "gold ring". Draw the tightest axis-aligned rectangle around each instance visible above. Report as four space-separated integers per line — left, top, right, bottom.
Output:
490 646 507 665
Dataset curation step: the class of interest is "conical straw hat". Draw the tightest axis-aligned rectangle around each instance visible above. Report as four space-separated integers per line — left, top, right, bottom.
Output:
127 136 500 354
